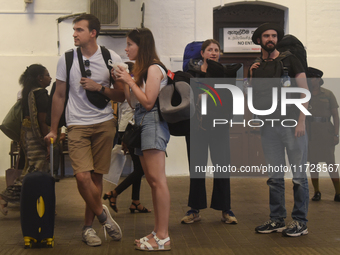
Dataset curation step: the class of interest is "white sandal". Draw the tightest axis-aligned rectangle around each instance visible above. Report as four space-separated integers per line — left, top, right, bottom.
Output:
0 199 8 216
134 231 156 245
135 235 171 251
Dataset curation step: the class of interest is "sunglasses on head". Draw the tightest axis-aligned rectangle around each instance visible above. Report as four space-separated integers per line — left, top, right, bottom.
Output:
84 60 91 77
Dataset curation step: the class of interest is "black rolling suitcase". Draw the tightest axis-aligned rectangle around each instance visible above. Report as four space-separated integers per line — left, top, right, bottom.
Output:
20 139 56 248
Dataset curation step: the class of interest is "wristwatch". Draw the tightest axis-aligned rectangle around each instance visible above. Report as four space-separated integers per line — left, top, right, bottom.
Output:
335 134 339 138
99 86 105 94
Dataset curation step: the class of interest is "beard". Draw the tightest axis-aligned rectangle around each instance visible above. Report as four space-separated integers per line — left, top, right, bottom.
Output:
261 41 276 54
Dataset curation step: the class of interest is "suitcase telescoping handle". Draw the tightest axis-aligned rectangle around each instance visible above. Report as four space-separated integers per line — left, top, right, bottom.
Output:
50 138 53 177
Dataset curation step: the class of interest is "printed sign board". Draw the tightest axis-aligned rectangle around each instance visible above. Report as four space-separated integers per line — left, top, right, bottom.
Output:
223 28 261 53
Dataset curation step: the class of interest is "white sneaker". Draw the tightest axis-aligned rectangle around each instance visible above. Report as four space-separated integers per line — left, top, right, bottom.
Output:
82 227 102 246
101 204 122 241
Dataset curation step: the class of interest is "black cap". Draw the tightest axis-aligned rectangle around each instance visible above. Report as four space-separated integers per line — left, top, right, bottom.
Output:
307 67 323 78
252 23 284 45
307 67 324 85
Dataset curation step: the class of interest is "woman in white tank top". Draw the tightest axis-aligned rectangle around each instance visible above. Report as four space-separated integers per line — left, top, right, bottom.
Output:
113 28 171 252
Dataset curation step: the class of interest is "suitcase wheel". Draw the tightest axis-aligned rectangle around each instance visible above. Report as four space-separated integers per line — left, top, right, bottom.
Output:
24 237 35 249
24 242 32 249
46 238 54 248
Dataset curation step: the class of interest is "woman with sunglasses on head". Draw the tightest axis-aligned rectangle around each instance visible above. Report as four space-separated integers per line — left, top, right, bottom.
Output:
113 28 171 251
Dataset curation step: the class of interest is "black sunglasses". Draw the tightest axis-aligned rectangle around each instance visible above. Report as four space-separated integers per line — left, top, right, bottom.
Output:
84 60 91 77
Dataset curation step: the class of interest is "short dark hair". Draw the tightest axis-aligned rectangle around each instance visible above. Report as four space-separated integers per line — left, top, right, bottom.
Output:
73 14 101 38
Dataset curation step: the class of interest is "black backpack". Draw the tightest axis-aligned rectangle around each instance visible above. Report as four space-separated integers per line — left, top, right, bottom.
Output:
251 51 293 119
46 46 113 127
160 71 195 136
144 64 195 136
276 34 308 74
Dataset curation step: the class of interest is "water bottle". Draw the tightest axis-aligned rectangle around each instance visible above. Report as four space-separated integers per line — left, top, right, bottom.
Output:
281 67 291 87
281 67 292 112
243 78 249 94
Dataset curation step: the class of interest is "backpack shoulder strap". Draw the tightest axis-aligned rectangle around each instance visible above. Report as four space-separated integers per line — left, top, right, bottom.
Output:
100 46 111 68
65 49 73 94
153 63 173 84
144 62 171 84
144 62 169 121
150 62 168 74
76 47 87 78
276 50 292 72
276 50 292 62
100 46 114 85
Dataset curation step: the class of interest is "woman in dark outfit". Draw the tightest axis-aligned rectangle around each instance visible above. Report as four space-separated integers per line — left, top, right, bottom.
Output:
306 67 340 202
103 62 151 214
0 64 52 215
181 39 238 224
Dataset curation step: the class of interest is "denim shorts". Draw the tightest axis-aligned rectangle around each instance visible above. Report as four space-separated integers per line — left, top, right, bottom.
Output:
134 103 170 156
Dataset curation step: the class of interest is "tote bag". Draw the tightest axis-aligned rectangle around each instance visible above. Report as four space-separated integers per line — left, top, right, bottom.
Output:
0 100 22 142
103 144 127 185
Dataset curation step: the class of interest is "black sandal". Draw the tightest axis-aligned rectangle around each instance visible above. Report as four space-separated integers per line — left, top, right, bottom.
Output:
129 202 151 213
103 191 118 213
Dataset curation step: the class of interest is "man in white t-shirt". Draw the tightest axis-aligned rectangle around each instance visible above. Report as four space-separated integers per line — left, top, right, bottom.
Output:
45 14 125 247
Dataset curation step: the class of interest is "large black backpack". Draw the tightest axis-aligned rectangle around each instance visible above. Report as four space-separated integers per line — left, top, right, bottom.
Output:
144 64 195 136
276 34 308 74
160 71 195 136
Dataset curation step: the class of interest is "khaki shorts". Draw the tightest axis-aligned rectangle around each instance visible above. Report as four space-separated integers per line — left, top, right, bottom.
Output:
67 119 116 175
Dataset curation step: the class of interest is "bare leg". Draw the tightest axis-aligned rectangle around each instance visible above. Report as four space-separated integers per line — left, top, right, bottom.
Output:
137 155 158 241
76 171 103 226
137 150 170 247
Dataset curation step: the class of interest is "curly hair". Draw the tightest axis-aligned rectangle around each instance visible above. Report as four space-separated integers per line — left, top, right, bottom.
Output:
19 64 46 111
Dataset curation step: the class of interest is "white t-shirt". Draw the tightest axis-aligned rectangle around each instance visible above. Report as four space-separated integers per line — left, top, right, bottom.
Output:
130 64 168 108
56 45 122 126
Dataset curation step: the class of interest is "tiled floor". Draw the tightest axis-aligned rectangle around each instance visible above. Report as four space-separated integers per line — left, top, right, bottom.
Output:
0 176 340 255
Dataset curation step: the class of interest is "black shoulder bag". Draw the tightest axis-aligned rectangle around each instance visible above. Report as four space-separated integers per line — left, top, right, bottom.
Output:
122 114 146 148
77 47 112 109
